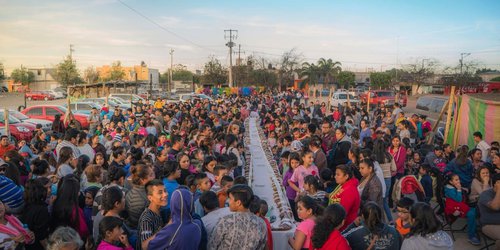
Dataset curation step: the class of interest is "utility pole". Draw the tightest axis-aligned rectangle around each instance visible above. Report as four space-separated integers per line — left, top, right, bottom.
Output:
224 29 238 87
169 49 174 94
460 53 471 75
69 44 74 60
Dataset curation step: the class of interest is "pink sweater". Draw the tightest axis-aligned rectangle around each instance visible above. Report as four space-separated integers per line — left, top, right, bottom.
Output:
97 241 133 250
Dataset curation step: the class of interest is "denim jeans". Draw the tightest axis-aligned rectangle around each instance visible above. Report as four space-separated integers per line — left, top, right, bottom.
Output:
467 207 477 238
384 177 393 222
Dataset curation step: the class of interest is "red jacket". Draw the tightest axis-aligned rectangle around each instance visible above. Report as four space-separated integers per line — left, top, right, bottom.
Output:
311 230 351 250
328 178 360 231
262 216 273 250
0 144 15 158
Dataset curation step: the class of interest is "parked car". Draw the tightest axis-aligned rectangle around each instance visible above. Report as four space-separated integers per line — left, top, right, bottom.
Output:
360 90 407 107
0 112 34 143
179 93 213 102
329 92 360 108
21 105 90 129
82 98 128 110
7 110 52 132
25 91 55 101
107 97 132 108
108 94 146 105
64 102 102 115
44 90 65 99
416 95 449 113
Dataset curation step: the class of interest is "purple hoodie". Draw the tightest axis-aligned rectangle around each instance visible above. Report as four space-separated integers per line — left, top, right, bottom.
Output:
283 169 297 200
148 188 203 250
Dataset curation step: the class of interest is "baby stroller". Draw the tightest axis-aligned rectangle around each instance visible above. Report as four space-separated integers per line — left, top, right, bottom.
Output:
391 175 426 205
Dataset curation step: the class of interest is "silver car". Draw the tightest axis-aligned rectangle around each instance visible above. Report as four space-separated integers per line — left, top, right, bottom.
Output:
8 110 52 131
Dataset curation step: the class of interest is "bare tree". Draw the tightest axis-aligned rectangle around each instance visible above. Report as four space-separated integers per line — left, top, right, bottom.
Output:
403 58 439 92
83 66 99 84
277 48 303 91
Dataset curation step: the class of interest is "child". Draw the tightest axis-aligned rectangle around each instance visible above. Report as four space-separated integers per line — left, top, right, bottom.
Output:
268 131 277 148
190 149 204 173
407 151 423 175
288 196 322 250
303 175 328 207
84 186 100 237
217 175 233 208
283 152 300 221
288 150 319 199
394 197 414 238
161 161 181 210
310 204 349 250
417 164 433 203
250 197 273 250
96 216 133 250
194 173 212 217
320 168 335 193
210 165 228 193
279 151 290 175
444 173 480 245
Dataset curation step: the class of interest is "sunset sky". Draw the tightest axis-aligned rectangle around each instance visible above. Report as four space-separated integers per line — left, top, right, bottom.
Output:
1 0 499 74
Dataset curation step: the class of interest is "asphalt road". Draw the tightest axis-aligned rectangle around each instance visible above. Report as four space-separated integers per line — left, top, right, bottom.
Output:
0 93 66 111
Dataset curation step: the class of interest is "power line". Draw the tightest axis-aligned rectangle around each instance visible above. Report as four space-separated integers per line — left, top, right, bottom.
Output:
116 0 223 53
224 29 237 87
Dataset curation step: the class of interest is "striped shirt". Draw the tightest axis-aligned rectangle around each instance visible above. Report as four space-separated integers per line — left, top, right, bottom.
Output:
0 175 24 210
138 208 163 249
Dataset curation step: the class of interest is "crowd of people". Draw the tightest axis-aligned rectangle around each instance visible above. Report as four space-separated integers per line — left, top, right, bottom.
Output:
0 89 498 250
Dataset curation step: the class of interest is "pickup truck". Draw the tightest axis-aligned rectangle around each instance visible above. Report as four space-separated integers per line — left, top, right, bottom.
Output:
360 90 407 107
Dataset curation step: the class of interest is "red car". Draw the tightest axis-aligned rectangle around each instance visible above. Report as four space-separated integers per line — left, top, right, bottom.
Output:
25 91 55 101
0 113 34 143
21 105 90 129
360 90 407 107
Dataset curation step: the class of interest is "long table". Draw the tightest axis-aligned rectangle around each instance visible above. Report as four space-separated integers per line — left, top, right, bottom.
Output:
245 115 295 250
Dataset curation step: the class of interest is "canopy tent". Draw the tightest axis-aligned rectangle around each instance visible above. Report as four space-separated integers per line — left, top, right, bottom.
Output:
446 93 500 149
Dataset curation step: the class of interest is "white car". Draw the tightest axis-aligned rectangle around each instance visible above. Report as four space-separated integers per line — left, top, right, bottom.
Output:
330 92 360 109
179 93 213 102
45 90 65 99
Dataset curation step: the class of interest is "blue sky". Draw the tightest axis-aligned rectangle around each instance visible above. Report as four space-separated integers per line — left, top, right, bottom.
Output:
1 0 499 74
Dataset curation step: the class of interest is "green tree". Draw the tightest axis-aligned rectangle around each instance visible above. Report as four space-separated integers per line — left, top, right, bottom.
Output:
337 71 356 89
370 72 392 89
491 76 500 81
108 61 125 81
54 56 81 86
0 63 5 80
317 58 342 85
251 69 277 86
300 62 320 86
202 56 227 85
11 66 35 85
172 64 194 81
476 68 499 74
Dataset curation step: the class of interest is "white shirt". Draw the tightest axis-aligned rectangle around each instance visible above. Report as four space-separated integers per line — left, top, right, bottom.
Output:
0 222 17 250
476 140 491 162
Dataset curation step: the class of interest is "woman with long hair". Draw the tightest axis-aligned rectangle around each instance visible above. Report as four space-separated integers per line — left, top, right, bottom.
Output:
373 139 397 223
401 202 453 250
21 178 50 250
50 174 88 239
358 159 383 209
329 164 360 231
125 163 155 229
56 146 78 178
469 165 492 204
342 202 401 250
311 204 349 250
444 145 474 190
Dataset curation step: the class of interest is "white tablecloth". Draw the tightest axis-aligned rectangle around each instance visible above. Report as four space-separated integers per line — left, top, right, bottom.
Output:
247 117 295 250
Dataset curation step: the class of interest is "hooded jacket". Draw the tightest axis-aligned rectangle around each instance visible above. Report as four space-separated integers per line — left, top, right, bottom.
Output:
148 188 203 250
401 230 453 250
327 135 352 171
